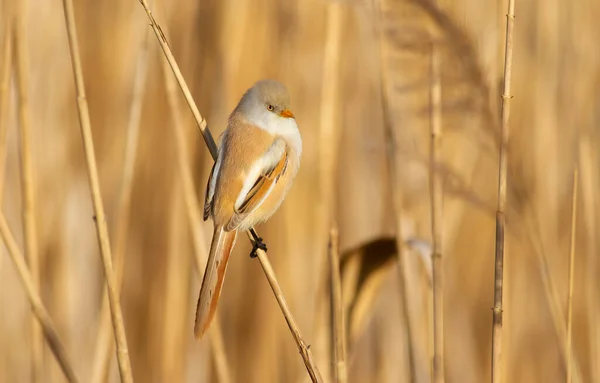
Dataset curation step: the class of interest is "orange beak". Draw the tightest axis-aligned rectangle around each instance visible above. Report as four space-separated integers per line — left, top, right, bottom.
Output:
279 109 294 119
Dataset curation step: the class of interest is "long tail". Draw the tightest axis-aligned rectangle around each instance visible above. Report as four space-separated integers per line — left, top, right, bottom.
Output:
194 225 237 339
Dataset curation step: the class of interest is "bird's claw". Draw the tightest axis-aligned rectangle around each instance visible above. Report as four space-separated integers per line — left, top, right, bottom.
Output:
250 237 267 258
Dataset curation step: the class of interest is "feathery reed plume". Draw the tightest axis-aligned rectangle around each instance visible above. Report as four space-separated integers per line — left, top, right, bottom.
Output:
492 0 516 381
61 0 133 381
137 1 323 381
14 2 43 380
329 225 347 383
428 40 444 383
376 0 417 381
89 14 151 383
0 212 79 382
0 20 11 206
566 161 579 383
161 32 231 383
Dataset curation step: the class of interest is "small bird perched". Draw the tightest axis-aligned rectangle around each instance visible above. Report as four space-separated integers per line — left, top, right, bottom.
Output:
194 80 302 339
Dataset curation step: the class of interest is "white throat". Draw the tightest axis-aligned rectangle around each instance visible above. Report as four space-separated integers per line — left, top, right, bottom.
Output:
245 109 303 159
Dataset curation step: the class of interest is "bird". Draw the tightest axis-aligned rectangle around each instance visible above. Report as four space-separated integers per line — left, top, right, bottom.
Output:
194 79 302 340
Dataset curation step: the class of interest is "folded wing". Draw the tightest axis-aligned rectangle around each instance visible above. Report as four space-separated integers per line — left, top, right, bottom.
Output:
226 139 288 231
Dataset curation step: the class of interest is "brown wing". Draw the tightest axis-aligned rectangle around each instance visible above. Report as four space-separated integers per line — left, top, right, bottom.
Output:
225 150 288 231
203 161 216 221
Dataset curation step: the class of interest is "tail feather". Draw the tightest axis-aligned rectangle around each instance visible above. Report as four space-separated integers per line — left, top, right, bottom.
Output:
194 225 237 339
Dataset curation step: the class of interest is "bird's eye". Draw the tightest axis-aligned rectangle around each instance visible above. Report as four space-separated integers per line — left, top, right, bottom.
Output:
267 104 274 111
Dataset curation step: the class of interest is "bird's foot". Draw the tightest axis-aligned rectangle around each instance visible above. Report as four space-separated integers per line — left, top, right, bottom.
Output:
250 237 267 258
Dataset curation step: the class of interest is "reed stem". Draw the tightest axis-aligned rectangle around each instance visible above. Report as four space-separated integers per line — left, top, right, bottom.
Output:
566 164 578 383
0 213 80 383
491 0 516 381
329 226 347 383
429 41 444 383
14 2 43 380
61 0 134 381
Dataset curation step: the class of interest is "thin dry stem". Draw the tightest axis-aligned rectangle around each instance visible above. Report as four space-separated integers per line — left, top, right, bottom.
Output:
161 38 231 383
492 0 516 382
524 212 583 383
429 42 444 383
0 20 12 205
376 0 418 380
61 0 133 381
137 0 218 158
254 247 324 383
314 3 345 379
14 3 43 380
318 1 344 229
0 212 80 382
566 165 578 383
137 1 324 381
89 18 151 383
329 225 347 383
579 139 599 383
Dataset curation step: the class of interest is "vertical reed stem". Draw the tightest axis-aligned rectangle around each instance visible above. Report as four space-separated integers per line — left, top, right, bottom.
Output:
492 0 516 382
315 3 345 379
61 0 134 381
89 15 151 383
0 18 12 205
566 164 578 383
329 225 347 383
429 42 444 383
14 2 43 380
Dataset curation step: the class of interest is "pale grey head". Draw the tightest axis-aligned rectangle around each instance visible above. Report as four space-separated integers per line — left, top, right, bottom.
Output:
230 79 303 167
233 80 296 127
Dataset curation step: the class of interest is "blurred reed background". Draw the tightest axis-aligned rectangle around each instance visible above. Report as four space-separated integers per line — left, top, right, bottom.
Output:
0 0 599 382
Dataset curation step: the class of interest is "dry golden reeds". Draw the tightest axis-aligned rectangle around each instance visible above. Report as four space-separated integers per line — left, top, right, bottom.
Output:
14 2 43 380
2 0 600 382
0 212 79 382
329 225 347 383
89 12 151 383
579 136 599 383
61 0 133 381
0 14 12 212
428 41 444 383
492 0 516 382
566 161 579 383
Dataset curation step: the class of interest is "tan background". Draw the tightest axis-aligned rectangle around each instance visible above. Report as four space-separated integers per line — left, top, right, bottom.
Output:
0 0 599 382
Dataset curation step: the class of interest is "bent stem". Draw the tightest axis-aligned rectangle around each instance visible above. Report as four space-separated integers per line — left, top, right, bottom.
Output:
254 245 324 383
0 213 80 383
